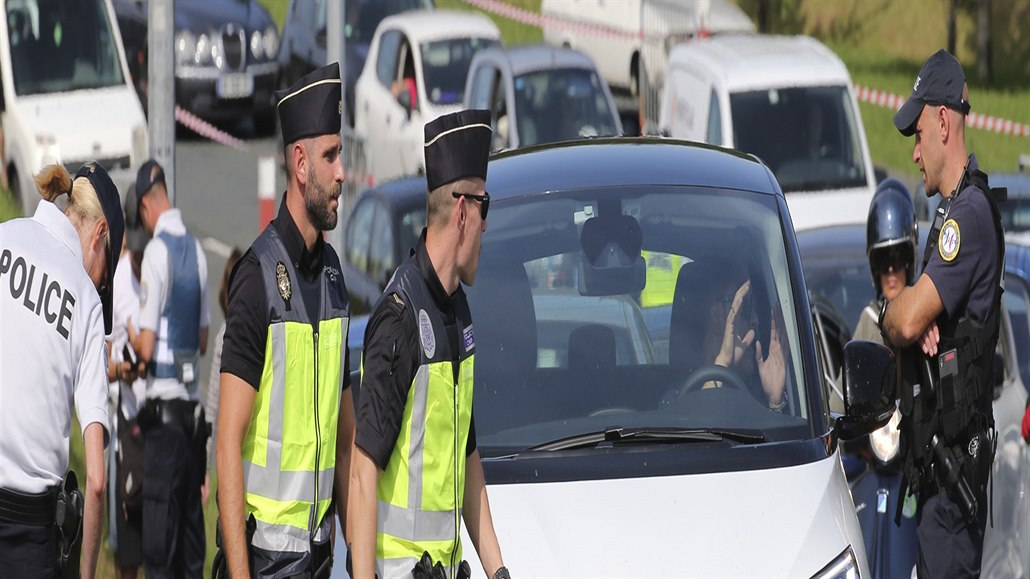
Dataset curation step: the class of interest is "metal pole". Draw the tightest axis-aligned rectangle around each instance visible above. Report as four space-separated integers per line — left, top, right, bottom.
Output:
148 0 176 204
326 0 347 254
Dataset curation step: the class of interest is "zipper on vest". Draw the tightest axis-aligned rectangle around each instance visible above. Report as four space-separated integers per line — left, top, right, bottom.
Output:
310 330 321 541
452 374 459 575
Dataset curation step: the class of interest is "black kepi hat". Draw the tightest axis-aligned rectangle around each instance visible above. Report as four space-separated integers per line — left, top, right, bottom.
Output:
275 62 342 146
894 49 970 136
424 109 492 192
74 162 124 336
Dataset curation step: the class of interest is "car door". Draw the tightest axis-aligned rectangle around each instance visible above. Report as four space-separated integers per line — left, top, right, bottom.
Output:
344 195 378 313
386 33 420 178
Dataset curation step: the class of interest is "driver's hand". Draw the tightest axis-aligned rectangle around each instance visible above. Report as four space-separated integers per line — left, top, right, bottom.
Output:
757 314 786 405
715 280 755 368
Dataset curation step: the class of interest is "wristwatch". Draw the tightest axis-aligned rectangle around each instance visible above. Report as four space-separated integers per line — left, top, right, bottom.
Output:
877 298 889 330
492 566 511 579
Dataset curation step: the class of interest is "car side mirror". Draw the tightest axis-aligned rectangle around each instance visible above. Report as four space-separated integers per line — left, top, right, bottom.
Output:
395 88 413 117
992 350 1005 400
835 340 896 440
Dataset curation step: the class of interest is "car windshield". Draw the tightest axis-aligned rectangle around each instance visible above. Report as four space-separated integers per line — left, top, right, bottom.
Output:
7 0 125 95
468 186 812 457
730 86 867 193
513 68 619 147
421 37 498 105
800 252 870 337
342 0 431 45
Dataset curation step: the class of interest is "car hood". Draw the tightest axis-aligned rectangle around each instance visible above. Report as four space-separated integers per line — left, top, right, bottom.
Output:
175 0 273 32
15 87 143 163
463 451 867 577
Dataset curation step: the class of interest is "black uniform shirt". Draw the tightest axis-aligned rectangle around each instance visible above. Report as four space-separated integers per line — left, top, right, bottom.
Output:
221 197 351 392
355 232 476 471
923 155 1001 324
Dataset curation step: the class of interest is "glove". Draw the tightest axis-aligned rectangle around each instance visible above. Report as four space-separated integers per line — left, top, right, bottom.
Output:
412 552 446 579
1022 403 1030 443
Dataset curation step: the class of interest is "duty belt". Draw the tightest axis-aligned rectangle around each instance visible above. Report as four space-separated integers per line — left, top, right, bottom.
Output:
0 485 59 526
140 398 202 433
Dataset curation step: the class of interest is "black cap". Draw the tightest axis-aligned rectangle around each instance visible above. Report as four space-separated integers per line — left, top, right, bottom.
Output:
275 62 342 146
122 183 150 254
135 158 165 222
894 49 970 136
74 162 124 335
424 109 492 192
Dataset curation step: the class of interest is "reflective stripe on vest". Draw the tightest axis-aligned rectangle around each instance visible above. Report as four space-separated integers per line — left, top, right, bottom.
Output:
371 260 475 579
241 224 349 554
153 230 201 380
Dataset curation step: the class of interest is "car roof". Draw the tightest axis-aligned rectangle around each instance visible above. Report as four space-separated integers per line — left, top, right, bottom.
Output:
992 172 1030 197
359 175 427 211
377 9 500 42
486 137 780 199
667 35 851 93
474 44 598 77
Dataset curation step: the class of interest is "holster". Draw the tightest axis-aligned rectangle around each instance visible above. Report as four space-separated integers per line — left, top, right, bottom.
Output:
54 471 84 579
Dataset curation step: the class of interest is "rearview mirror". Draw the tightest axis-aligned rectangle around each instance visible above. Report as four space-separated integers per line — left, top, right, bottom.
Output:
578 214 645 296
835 340 896 440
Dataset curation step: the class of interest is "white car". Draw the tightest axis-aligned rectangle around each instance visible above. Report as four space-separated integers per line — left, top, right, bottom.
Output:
658 34 877 232
1 0 147 212
354 9 499 184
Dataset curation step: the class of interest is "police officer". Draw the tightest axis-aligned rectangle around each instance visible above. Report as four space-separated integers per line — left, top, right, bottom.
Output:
131 159 210 578
880 49 1003 577
217 62 354 579
0 162 124 579
348 110 508 579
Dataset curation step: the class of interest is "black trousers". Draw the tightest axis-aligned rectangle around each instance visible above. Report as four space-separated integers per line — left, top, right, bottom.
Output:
142 418 206 579
0 520 58 578
916 489 988 578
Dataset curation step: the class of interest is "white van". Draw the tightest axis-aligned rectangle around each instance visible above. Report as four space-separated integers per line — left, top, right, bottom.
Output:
658 35 876 232
1 0 147 212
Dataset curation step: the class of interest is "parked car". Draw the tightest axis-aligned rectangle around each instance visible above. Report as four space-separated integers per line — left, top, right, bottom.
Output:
277 0 432 127
658 34 877 232
2 0 148 213
340 175 427 314
450 137 880 576
800 222 1030 579
354 9 500 183
463 44 621 151
113 0 280 130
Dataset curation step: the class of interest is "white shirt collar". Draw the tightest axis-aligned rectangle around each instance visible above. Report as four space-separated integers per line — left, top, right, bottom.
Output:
154 208 186 236
32 201 83 262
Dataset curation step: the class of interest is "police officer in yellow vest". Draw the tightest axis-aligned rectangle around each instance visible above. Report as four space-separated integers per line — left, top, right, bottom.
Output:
217 62 354 579
348 110 508 579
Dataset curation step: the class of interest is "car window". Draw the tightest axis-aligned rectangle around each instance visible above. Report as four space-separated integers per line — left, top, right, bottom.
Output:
730 85 868 193
397 206 426 258
314 0 327 40
8 0 125 95
376 30 402 88
369 204 396 287
420 37 498 105
512 68 619 147
344 0 431 45
706 87 722 146
1003 276 1030 387
467 63 495 109
346 198 375 273
468 187 810 454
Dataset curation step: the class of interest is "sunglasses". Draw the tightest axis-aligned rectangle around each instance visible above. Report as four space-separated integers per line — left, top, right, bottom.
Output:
452 191 490 221
876 247 911 275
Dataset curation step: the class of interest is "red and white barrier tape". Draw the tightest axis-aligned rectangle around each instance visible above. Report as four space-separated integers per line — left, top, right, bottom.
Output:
174 105 249 151
462 0 645 41
854 86 1030 138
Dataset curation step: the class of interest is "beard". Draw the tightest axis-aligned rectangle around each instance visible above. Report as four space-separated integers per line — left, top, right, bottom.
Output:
305 165 340 231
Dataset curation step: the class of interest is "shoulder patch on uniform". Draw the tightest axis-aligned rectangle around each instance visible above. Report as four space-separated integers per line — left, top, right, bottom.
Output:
418 309 436 358
275 261 292 301
938 218 960 262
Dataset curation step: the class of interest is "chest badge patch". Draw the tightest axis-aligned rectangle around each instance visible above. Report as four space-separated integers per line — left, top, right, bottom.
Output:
938 219 961 262
418 309 436 358
275 262 292 302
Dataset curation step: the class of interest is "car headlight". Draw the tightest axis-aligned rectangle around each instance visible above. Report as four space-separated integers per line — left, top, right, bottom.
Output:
195 33 212 66
176 30 196 65
262 27 279 60
250 30 264 59
869 406 901 464
812 546 860 579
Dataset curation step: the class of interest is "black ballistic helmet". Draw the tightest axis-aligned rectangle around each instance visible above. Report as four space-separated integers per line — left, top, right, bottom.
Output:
866 178 917 294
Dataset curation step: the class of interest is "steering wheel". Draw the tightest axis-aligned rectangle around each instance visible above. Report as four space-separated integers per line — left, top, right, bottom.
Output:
679 364 747 397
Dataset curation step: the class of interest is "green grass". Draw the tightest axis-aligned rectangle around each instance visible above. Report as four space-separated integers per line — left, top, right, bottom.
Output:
261 0 290 31
437 0 543 45
0 186 20 222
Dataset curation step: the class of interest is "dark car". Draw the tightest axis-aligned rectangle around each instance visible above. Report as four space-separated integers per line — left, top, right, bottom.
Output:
113 0 280 130
341 175 427 314
277 0 432 127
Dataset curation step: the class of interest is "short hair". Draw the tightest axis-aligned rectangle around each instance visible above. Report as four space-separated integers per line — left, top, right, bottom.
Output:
427 181 458 229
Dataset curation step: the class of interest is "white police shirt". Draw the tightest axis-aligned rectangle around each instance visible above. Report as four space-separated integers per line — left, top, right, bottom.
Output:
111 251 146 418
138 209 210 401
0 201 109 494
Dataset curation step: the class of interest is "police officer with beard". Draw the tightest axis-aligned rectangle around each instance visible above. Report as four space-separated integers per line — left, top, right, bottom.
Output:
880 49 1004 577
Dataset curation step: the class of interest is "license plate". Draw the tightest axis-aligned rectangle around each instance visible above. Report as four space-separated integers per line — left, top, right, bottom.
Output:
217 73 253 99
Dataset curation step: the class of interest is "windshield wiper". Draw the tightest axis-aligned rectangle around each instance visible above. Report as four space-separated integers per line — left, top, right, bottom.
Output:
526 426 767 452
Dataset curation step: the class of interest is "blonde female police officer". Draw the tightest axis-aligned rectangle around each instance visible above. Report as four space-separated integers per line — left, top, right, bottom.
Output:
0 162 125 579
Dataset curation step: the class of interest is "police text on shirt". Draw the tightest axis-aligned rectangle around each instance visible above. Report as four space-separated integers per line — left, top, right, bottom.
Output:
0 248 76 340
